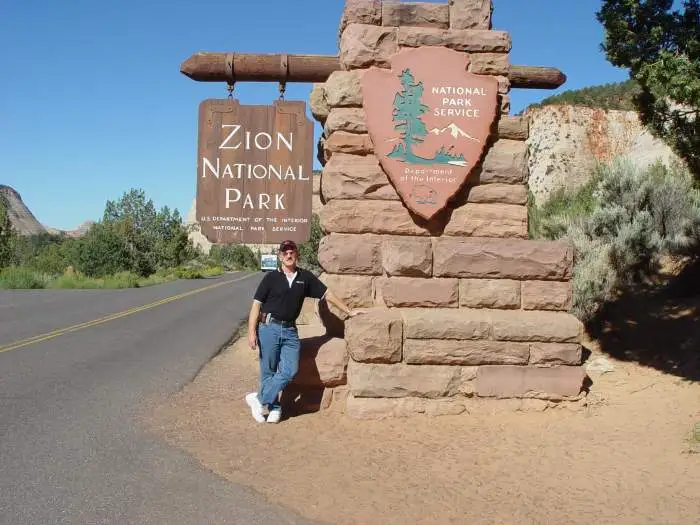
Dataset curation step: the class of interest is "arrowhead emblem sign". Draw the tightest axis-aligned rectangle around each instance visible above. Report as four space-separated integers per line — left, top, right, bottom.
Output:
361 47 499 219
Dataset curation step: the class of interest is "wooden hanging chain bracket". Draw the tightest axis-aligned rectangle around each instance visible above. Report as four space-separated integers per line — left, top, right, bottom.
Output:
226 53 235 98
279 54 288 100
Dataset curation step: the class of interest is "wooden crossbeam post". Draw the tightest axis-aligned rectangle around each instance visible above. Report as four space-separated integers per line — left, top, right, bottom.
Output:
180 53 566 90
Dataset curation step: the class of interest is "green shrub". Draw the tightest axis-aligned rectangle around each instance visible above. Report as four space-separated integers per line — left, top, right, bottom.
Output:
210 244 259 271
175 267 204 279
532 159 700 320
0 267 50 289
74 223 132 277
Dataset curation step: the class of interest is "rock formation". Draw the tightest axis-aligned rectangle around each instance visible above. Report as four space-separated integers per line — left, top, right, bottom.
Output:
525 105 682 205
0 185 47 236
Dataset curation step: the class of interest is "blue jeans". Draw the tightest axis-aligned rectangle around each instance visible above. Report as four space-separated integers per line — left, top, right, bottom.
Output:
257 322 300 410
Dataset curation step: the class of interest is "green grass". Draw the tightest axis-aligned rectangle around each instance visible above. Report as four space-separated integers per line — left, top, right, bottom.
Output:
0 265 226 290
0 267 51 289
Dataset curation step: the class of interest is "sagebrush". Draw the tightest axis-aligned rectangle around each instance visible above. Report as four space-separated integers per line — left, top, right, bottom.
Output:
531 159 700 320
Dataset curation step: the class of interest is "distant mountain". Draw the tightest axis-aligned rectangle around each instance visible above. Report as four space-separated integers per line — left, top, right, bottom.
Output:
0 185 46 236
0 185 92 237
428 123 481 142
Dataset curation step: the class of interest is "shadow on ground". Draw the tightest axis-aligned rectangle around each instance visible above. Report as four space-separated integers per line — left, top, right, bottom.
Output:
585 258 700 381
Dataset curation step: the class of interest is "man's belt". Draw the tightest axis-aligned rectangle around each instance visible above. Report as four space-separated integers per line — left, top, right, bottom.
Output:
259 312 296 327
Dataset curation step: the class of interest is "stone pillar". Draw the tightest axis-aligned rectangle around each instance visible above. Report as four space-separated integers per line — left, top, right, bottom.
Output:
308 0 587 419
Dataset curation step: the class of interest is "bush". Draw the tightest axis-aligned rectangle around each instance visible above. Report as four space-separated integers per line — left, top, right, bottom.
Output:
210 244 259 271
0 267 50 289
532 159 700 320
74 223 132 277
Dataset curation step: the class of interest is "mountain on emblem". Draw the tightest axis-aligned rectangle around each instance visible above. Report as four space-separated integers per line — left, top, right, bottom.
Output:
361 47 499 220
428 123 481 142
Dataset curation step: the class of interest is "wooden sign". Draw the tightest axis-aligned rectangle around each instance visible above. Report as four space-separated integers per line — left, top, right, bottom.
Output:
362 47 499 220
196 99 314 244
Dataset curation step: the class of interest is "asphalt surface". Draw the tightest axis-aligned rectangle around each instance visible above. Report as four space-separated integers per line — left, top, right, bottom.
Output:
0 272 317 525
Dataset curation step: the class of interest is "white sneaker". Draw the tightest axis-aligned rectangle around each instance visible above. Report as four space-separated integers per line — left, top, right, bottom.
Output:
266 408 282 424
245 392 266 423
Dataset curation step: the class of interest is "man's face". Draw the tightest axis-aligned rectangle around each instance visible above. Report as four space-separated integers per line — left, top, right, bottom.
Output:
279 249 298 268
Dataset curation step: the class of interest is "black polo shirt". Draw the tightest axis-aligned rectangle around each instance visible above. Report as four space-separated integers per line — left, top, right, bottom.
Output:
253 268 328 322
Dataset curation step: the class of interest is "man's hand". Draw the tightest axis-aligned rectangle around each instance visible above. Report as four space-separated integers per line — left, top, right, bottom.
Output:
248 331 258 350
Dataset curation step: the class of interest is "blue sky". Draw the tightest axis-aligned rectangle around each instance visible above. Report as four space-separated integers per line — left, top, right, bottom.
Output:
1 0 629 231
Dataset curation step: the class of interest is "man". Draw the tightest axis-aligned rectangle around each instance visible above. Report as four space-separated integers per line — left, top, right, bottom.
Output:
245 240 363 424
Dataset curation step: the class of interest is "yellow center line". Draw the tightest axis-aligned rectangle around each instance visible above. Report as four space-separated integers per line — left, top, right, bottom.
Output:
0 273 257 355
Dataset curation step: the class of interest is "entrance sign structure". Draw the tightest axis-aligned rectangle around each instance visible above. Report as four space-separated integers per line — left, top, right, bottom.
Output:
182 0 588 418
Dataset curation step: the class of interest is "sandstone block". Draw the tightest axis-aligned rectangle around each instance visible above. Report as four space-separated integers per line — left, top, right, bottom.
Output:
490 310 582 343
398 28 510 52
324 132 374 157
476 365 587 399
402 308 491 340
320 385 349 412
497 116 529 140
495 75 511 94
500 94 511 115
345 394 467 419
467 184 528 205
340 24 398 70
320 200 432 235
433 238 573 280
404 339 529 365
324 108 367 135
522 281 573 311
464 397 552 415
296 297 320 326
469 53 509 75
382 2 449 28
324 70 364 108
381 236 432 277
480 139 528 184
322 153 398 202
309 84 329 123
319 273 375 308
444 203 527 238
346 309 403 363
318 234 382 275
530 343 582 366
379 277 458 308
448 0 492 29
459 279 520 309
339 0 381 38
348 361 474 398
293 328 348 388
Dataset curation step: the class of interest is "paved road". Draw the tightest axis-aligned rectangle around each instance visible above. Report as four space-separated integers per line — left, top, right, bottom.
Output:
0 272 317 525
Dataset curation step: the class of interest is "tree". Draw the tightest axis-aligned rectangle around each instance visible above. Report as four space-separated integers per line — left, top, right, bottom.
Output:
0 194 17 268
75 223 131 277
389 69 430 162
102 188 193 276
597 0 700 176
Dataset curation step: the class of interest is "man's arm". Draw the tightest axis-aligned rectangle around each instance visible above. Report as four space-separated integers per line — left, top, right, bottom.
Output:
324 290 365 318
248 300 262 349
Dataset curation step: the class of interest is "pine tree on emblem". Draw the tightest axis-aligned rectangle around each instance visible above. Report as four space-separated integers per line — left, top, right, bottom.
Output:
389 69 429 163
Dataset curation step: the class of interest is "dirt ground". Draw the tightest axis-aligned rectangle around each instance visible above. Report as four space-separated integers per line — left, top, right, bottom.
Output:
146 265 699 525
146 344 698 524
